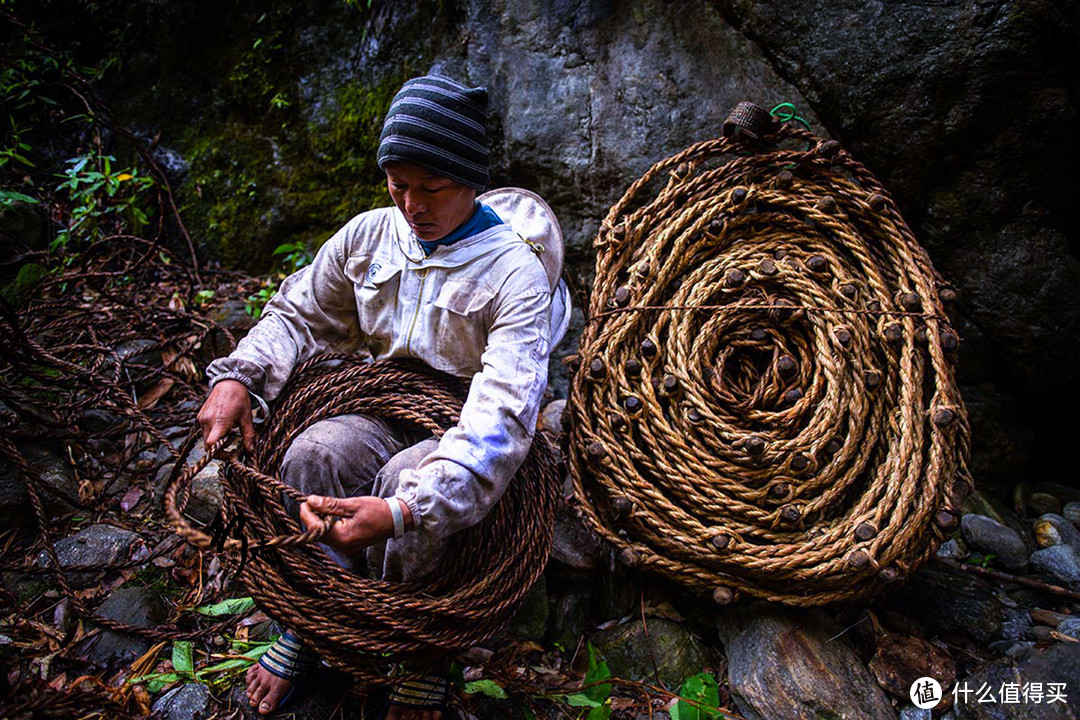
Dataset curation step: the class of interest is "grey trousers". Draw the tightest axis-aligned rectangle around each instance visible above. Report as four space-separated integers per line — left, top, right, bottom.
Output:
279 413 443 582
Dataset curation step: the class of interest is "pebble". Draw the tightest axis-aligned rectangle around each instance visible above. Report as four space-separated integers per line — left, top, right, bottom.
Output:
1032 513 1080 551
961 514 1028 571
1063 502 1080 529
1028 545 1080 590
1058 617 1080 640
936 538 968 560
151 683 212 720
1026 492 1062 516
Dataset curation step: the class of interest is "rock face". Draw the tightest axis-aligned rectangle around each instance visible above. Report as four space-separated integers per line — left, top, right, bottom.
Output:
715 603 898 720
712 0 1080 496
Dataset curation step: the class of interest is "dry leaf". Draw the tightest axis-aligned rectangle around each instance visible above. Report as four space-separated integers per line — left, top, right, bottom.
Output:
137 377 175 409
119 486 143 512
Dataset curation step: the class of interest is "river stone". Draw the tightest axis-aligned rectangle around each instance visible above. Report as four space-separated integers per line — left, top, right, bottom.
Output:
592 617 717 689
34 524 148 588
1032 483 1080 506
900 707 937 720
961 514 1028 571
883 562 1005 644
0 443 79 526
1027 492 1063 517
1033 513 1080 552
550 504 600 573
715 603 897 720
205 297 256 333
538 399 566 443
1058 617 1080 641
868 633 955 703
152 683 212 720
953 641 1080 718
1028 545 1080 591
77 586 168 669
936 538 968 561
185 459 222 524
962 491 1031 547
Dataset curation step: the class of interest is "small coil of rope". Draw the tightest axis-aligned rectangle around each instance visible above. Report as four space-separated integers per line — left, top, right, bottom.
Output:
166 356 560 681
567 103 971 606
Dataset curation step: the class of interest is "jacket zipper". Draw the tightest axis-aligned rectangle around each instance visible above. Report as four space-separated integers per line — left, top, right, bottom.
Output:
405 267 428 356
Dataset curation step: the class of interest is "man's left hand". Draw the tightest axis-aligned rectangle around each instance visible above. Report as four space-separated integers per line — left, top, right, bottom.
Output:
299 495 414 555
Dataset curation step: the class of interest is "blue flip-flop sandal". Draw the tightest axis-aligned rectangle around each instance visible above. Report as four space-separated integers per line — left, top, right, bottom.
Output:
251 630 319 714
380 673 456 720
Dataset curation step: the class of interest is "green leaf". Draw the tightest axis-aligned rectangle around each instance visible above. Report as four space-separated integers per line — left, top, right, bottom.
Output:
564 693 602 708
272 242 298 256
464 679 508 699
172 641 194 674
195 597 256 616
670 672 722 720
586 705 612 720
583 642 612 703
0 190 38 205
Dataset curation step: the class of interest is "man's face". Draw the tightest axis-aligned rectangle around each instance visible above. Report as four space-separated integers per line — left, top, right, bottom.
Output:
385 162 476 241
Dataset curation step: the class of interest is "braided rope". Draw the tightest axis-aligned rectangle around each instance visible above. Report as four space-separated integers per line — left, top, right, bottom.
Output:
567 112 971 606
166 356 561 682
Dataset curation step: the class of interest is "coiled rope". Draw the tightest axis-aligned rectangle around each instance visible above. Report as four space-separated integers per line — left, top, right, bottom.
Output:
567 102 971 606
166 356 560 681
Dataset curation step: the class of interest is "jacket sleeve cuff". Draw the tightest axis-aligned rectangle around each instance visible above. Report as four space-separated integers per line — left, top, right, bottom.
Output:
206 357 267 395
393 483 423 533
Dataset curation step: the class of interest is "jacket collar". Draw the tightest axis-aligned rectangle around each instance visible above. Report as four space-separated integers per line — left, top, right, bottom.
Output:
392 207 519 268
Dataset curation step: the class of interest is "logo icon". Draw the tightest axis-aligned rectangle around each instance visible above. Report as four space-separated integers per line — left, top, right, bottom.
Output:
910 677 943 709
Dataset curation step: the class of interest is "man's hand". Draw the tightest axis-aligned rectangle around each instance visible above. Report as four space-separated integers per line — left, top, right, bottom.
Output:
197 379 256 452
299 495 415 555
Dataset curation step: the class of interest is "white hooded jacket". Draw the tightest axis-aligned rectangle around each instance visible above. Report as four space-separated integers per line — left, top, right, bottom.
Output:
207 201 556 542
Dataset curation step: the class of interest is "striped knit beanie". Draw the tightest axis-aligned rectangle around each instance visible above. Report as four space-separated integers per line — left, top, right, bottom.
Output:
377 75 490 191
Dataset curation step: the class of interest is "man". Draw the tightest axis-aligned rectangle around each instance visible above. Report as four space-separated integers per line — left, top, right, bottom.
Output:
197 75 556 718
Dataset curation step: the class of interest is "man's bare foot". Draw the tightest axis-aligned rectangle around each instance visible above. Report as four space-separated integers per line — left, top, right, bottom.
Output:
245 662 293 716
384 704 442 720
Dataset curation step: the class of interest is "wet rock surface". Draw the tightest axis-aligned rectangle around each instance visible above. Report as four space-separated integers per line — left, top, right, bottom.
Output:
33 524 148 588
592 617 718 689
962 514 1029 571
716 603 898 720
76 586 168 669
152 683 213 720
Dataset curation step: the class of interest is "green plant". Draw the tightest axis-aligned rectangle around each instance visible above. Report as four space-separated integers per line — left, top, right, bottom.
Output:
129 637 275 694
670 673 724 720
52 152 155 250
245 278 278 318
552 643 613 720
272 240 313 273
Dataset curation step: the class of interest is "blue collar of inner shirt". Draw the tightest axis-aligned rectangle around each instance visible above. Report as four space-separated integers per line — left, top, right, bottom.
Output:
417 202 504 255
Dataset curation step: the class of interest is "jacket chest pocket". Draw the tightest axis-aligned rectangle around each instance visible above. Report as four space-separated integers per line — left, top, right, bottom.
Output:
431 279 496 374
352 261 403 355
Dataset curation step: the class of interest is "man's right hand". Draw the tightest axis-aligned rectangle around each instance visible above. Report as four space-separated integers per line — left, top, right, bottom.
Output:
197 379 256 452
